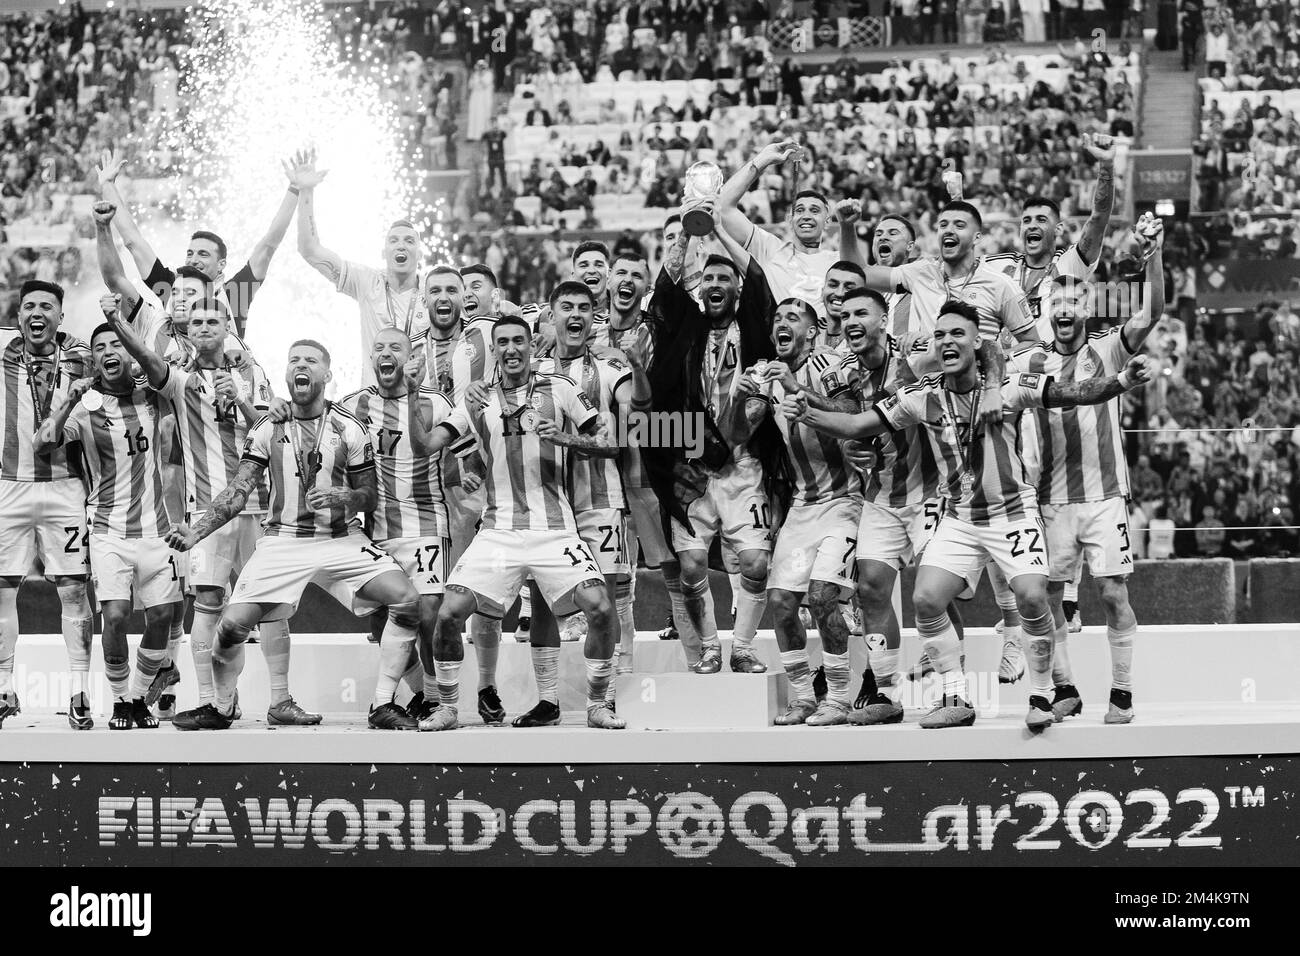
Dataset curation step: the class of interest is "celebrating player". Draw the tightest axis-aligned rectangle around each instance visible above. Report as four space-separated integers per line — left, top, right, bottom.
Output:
647 213 781 676
736 299 862 725
788 301 1152 730
0 281 93 729
97 148 296 338
424 315 624 731
291 150 429 384
1012 216 1165 724
34 314 189 730
339 329 457 728
165 340 422 730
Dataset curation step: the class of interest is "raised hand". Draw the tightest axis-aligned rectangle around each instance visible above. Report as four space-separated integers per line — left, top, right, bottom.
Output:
99 293 121 320
1123 354 1154 389
282 147 329 189
403 353 427 390
1081 132 1116 166
835 198 862 223
96 148 125 187
92 200 116 226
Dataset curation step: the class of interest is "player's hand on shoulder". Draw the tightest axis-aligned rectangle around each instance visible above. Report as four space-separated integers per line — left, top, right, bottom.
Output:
268 397 292 423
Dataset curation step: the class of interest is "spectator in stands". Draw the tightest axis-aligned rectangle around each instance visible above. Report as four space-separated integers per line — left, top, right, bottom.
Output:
1205 20 1230 76
1195 505 1227 555
1148 504 1178 558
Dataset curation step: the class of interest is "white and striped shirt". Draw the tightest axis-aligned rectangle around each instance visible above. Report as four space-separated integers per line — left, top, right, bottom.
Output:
877 372 1050 526
1 333 91 482
537 350 630 512
241 404 375 539
442 372 599 532
169 363 272 515
62 372 186 538
984 244 1095 339
1012 326 1133 505
336 262 430 387
338 385 453 540
769 349 859 505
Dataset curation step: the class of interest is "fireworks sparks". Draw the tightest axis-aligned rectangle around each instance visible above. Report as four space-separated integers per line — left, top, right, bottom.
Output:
142 0 451 390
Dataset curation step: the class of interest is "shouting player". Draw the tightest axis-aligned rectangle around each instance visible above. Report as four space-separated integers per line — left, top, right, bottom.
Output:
291 150 430 384
339 329 457 728
165 340 422 730
0 281 93 728
788 301 1152 730
424 315 625 731
34 314 189 730
736 298 862 725
1012 217 1165 724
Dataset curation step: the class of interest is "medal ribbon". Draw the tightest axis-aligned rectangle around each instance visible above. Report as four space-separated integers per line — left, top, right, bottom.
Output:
384 277 419 336
23 343 62 423
289 403 329 490
942 374 983 494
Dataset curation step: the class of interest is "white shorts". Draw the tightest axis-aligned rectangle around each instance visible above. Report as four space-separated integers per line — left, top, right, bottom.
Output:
0 478 89 579
576 507 631 580
625 485 671 567
671 456 772 555
187 512 263 590
855 498 943 569
921 510 1050 585
446 482 485 566
447 527 604 619
90 534 183 609
768 497 862 599
377 535 451 595
230 531 402 619
1043 498 1134 581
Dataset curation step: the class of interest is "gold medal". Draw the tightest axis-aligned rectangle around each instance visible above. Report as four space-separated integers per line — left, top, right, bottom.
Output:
519 408 540 432
80 389 103 412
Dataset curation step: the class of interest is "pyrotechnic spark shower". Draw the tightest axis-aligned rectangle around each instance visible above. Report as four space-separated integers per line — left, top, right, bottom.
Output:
152 0 451 389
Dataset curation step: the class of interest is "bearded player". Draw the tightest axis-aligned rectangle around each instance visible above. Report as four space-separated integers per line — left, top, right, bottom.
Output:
735 299 862 725
166 340 422 730
339 328 458 728
1011 217 1165 724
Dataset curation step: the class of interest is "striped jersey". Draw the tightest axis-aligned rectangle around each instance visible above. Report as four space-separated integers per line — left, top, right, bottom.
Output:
839 339 942 509
767 349 858 505
1 333 90 482
703 321 749 452
442 317 496 488
337 385 453 540
241 403 375 539
441 372 599 532
61 372 186 538
887 288 912 340
537 350 631 512
1011 326 1133 505
594 319 654 492
169 363 273 515
984 244 1095 339
127 298 253 366
877 372 1050 525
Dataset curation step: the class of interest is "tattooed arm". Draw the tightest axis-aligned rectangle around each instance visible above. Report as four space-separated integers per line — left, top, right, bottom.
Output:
1077 136 1117 267
1042 355 1153 408
167 458 265 550
307 466 378 514
537 417 618 458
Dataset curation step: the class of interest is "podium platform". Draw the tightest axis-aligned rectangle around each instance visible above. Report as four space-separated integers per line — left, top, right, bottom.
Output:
1 625 1297 866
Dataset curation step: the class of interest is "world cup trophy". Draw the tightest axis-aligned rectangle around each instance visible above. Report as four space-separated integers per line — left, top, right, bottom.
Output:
682 160 724 237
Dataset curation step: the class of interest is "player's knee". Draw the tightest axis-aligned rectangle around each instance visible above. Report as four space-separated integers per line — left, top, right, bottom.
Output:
1096 577 1131 613
677 551 707 582
856 566 893 608
388 599 420 630
215 617 253 649
768 588 800 621
1014 581 1049 618
143 604 174 629
737 551 768 585
100 603 131 629
912 590 945 622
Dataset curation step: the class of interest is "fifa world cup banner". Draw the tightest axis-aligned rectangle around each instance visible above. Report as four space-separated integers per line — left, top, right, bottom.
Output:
2 757 1293 865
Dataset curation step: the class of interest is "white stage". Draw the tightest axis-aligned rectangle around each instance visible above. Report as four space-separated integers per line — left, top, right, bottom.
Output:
0 625 1297 765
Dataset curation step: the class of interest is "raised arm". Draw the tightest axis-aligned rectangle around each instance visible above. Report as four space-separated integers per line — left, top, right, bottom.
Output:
92 201 142 314
245 177 301 280
33 377 94 455
835 198 867 268
285 148 344 285
104 292 170 389
717 140 799 248
1077 134 1117 267
96 149 160 282
537 417 618 458
1121 217 1166 352
167 458 266 550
